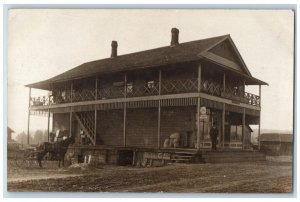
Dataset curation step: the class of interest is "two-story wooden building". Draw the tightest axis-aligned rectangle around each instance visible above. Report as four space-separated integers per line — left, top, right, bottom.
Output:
26 28 267 165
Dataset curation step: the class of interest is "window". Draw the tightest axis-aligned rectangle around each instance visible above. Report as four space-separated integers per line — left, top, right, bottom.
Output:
127 82 133 93
147 80 155 89
61 91 66 100
113 81 124 87
230 125 242 141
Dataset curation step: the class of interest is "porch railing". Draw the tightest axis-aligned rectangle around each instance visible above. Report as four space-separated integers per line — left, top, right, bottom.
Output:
30 78 260 107
161 78 198 94
72 89 95 102
98 86 125 100
127 83 159 97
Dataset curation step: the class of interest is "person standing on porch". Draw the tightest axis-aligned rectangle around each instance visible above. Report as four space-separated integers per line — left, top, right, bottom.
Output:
210 124 218 150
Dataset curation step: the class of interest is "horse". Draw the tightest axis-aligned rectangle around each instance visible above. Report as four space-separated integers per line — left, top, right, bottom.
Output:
37 135 74 168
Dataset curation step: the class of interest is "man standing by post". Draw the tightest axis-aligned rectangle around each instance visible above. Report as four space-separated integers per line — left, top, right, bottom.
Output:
210 124 218 150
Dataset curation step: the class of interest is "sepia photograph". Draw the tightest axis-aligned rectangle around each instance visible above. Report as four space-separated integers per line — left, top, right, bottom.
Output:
6 8 294 194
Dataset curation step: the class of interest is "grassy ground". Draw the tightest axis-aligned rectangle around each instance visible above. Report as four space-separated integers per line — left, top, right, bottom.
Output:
7 160 292 193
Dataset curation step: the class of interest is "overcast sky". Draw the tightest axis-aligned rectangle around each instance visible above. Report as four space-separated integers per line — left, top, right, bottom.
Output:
7 9 294 135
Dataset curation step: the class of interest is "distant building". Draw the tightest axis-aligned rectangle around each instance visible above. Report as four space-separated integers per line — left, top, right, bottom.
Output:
260 133 293 155
7 127 20 150
7 127 14 141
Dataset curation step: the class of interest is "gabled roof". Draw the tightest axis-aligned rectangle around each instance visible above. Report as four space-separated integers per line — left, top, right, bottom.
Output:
26 34 267 90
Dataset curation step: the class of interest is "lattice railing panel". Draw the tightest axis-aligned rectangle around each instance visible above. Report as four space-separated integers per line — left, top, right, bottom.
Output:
72 89 95 102
30 96 51 106
201 80 222 96
127 83 159 97
98 86 125 99
161 78 198 94
244 92 260 106
74 112 96 145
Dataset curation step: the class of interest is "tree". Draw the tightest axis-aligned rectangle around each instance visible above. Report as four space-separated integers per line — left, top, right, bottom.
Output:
33 130 44 144
15 131 33 145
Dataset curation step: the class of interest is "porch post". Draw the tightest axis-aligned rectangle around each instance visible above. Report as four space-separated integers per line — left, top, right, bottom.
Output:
27 87 31 144
242 107 246 149
222 73 226 149
47 87 51 142
197 63 202 150
47 108 50 142
222 103 225 149
70 82 73 103
94 77 98 145
69 108 72 137
95 77 98 100
70 83 73 137
223 72 226 93
158 69 162 149
258 85 261 150
123 73 127 147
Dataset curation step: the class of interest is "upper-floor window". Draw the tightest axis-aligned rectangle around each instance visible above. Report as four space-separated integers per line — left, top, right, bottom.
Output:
127 82 133 93
113 81 124 87
61 91 66 100
147 80 155 89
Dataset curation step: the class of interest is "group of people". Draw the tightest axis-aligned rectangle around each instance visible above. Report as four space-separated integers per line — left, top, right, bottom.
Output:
50 128 90 145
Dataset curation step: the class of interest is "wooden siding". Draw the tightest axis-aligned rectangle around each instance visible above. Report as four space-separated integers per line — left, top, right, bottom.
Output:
96 109 124 146
126 108 158 147
160 106 196 147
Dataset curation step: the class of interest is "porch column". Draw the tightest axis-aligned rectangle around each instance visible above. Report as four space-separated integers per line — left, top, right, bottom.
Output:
223 72 226 92
258 85 261 150
222 73 226 149
158 69 162 149
27 87 31 144
222 104 225 149
69 107 72 137
197 63 202 150
123 73 127 147
47 108 50 142
70 82 73 103
94 77 98 145
242 107 246 149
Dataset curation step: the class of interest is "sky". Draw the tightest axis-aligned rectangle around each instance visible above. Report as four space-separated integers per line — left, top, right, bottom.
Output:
7 9 294 135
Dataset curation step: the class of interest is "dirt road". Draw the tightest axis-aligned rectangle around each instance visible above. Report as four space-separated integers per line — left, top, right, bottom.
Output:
7 161 292 193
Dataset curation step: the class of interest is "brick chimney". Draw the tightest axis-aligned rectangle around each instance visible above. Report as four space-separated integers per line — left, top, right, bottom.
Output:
111 41 118 58
171 28 179 46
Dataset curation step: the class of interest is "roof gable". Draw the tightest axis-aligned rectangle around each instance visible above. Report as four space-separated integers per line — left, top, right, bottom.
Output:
202 37 252 76
209 40 245 73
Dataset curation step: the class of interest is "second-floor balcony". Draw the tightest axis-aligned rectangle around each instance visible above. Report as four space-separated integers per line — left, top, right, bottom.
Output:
30 78 260 108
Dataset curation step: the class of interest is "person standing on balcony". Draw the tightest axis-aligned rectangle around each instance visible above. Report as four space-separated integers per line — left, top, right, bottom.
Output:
210 124 218 150
80 128 85 145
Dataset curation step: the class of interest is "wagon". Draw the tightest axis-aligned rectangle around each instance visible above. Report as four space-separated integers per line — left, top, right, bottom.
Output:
8 146 41 168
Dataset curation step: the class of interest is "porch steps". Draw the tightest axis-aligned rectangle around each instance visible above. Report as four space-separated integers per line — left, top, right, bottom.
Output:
171 151 198 163
200 150 266 163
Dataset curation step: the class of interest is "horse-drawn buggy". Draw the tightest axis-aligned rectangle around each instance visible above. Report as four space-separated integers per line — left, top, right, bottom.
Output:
8 130 74 169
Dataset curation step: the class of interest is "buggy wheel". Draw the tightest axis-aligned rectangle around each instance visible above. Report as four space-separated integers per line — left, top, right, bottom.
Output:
14 159 25 168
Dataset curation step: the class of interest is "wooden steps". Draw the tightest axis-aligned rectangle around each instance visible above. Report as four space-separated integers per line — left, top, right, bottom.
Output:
171 151 198 163
201 151 266 163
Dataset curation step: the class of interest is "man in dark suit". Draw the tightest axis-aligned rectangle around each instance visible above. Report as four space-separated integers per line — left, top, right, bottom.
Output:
210 125 218 150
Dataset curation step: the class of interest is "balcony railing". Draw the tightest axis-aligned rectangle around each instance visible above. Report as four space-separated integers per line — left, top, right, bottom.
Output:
73 88 96 102
161 78 198 94
98 86 125 99
30 78 260 107
127 83 159 97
